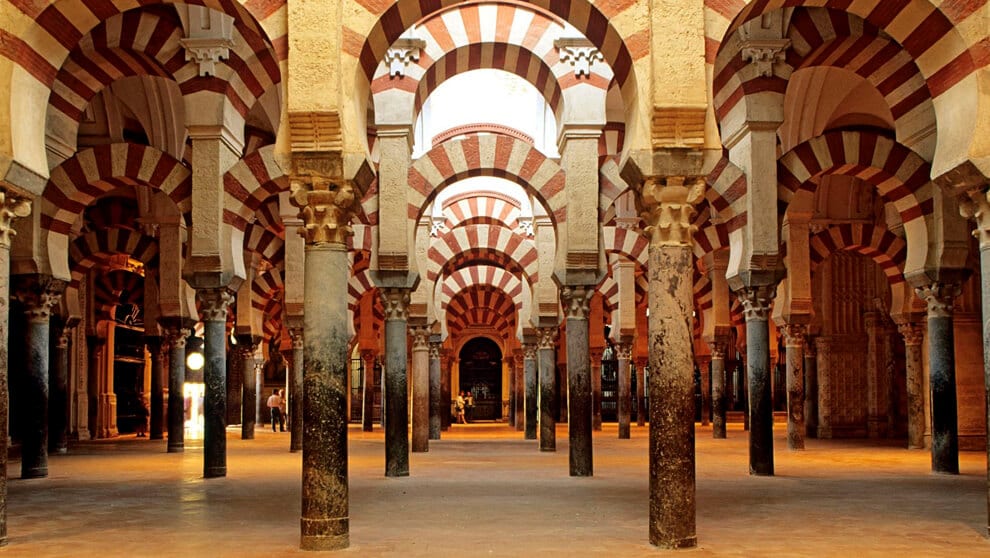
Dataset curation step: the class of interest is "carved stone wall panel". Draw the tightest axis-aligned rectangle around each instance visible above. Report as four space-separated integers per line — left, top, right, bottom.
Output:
816 335 868 438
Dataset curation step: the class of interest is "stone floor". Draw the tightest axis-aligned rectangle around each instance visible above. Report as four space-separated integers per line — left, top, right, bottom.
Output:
5 422 989 557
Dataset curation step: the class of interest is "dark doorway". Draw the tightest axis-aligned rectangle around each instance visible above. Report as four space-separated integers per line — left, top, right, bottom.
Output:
458 337 502 421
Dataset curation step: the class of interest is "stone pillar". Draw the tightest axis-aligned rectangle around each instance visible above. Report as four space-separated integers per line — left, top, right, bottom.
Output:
697 353 712 426
739 284 777 476
289 328 304 452
780 324 806 450
429 338 441 440
616 341 633 439
163 326 189 453
804 339 818 439
13 275 65 479
410 325 429 453
897 322 925 449
513 352 524 431
591 347 604 432
0 192 30 544
814 338 832 438
639 177 699 549
238 341 258 439
507 356 516 429
562 286 594 476
381 288 411 476
523 343 538 440
292 175 361 551
50 327 71 453
635 356 647 427
710 340 729 438
197 288 232 478
537 327 557 451
145 336 164 441
361 349 376 432
917 283 963 474
440 350 451 431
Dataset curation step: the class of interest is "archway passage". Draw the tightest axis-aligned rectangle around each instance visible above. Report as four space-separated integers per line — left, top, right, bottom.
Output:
458 337 503 422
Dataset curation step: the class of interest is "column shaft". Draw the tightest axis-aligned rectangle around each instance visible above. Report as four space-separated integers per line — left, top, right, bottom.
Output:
361 351 375 432
563 287 593 476
240 344 257 439
741 286 775 476
636 358 647 426
898 324 924 449
410 327 429 453
165 328 188 452
782 326 805 450
429 343 441 440
290 333 304 451
50 329 70 453
591 352 602 432
514 355 524 431
930 315 959 473
199 289 232 478
699 357 711 426
710 342 727 439
617 344 632 439
147 338 164 441
382 289 410 476
300 244 350 550
537 329 556 451
804 342 818 439
524 346 538 440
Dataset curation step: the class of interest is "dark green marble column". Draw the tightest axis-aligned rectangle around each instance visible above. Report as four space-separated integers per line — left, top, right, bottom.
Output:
917 283 963 475
537 327 557 452
562 286 593 477
197 288 233 478
739 285 777 476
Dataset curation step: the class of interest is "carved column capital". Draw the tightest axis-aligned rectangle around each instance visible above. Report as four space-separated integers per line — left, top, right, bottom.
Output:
896 322 924 347
637 176 704 246
740 38 791 78
615 342 633 361
409 325 430 350
560 285 592 320
707 337 729 360
780 323 806 347
197 288 234 322
13 275 67 323
737 284 777 322
536 327 558 350
958 190 990 246
0 190 31 248
522 343 537 360
290 167 359 246
380 288 411 321
915 282 962 319
163 327 191 350
289 327 304 350
429 341 442 360
554 38 604 77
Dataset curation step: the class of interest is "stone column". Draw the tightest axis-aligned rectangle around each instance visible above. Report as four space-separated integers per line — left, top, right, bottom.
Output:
738 284 777 476
145 336 164 441
381 288 411 476
697 354 712 426
710 339 729 438
163 326 189 453
804 339 818 439
635 356 647 426
292 176 361 551
13 275 65 479
638 177 699 549
897 322 925 449
523 343 538 440
197 288 233 478
917 283 963 474
440 350 451 431
780 324 806 450
513 352 524 431
590 347 604 432
50 327 71 453
429 338 441 440
361 349 376 432
814 338 831 438
616 341 633 439
238 341 258 439
562 286 594 476
410 325 429 453
289 328 304 452
0 192 30 544
537 327 557 451
507 356 516 429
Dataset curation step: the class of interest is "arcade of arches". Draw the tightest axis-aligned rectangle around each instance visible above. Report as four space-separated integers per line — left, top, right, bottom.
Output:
0 0 989 552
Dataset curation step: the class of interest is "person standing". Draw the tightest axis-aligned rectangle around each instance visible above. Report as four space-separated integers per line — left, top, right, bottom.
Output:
135 392 149 437
455 392 467 424
267 389 284 432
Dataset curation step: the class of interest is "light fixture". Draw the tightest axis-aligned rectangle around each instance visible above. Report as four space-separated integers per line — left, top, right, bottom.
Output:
186 336 205 371
186 351 205 371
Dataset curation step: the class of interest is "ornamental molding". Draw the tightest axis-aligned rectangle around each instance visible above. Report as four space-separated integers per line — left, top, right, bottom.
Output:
554 38 603 77
384 38 426 77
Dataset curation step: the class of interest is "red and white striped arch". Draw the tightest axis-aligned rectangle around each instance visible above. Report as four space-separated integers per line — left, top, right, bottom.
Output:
705 155 748 234
445 285 517 338
692 203 731 260
603 226 648 268
409 134 566 225
222 145 289 232
439 265 523 311
809 223 907 284
68 228 159 290
441 190 523 231
251 267 283 312
427 223 538 284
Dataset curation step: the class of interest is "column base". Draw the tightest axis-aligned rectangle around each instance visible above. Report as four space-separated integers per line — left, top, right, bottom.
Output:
301 518 349 551
21 466 48 479
167 443 184 453
204 466 226 478
651 535 697 550
540 447 555 452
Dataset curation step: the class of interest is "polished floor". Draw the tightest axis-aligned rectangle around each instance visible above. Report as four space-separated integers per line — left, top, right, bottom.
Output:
5 421 989 557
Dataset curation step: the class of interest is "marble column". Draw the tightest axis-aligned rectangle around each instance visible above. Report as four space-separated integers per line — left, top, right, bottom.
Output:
239 341 258 439
507 357 516 428
697 354 712 426
49 327 70 453
361 349 376 432
780 324 806 450
562 286 594 477
616 342 632 439
13 275 65 479
639 177 698 549
537 327 557 451
814 338 831 438
293 178 359 551
290 329 304 452
709 339 728 439
429 339 441 440
381 288 411 476
917 283 962 474
513 352 524 431
523 343 538 440
197 288 233 478
410 325 429 453
897 322 925 449
0 191 30 544
804 339 818 439
590 347 604 432
163 326 189 452
635 356 647 426
440 351 451 431
739 284 777 476
146 336 164 441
